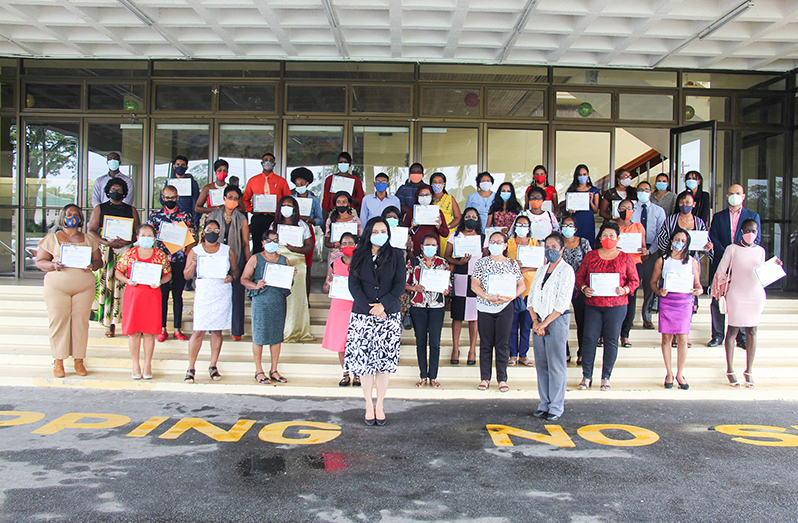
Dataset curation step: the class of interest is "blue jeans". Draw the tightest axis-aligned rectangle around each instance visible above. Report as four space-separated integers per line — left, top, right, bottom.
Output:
509 297 532 358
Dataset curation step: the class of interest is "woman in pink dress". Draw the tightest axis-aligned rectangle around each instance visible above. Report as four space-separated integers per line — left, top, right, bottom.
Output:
322 232 359 387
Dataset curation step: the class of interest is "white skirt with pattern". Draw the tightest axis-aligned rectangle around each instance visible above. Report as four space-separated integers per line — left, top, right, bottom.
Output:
344 312 402 375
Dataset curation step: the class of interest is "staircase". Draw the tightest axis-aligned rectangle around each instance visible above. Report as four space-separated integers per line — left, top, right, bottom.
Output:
0 282 796 400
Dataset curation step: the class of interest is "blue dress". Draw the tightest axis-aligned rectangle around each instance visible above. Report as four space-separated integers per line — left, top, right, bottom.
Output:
247 253 291 346
465 191 494 229
569 186 600 244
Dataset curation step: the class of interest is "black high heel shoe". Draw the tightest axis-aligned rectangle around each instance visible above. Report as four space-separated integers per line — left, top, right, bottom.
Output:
375 418 387 426
675 375 689 390
364 418 376 426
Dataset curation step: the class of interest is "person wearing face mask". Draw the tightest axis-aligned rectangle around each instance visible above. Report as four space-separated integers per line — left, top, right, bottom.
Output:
575 222 640 391
92 152 135 207
270 195 315 344
290 167 324 298
650 230 702 390
707 184 761 348
241 230 297 386
87 177 141 338
651 173 676 216
471 232 526 393
114 224 172 380
208 185 251 341
528 232 575 421
506 214 539 367
36 205 103 378
631 181 667 331
243 152 291 255
466 172 496 228
684 171 711 224
396 162 426 216
346 217 407 426
196 159 244 219
380 206 412 253
524 165 558 211
406 234 451 389
560 217 592 365
564 164 601 242
615 199 649 348
166 155 201 223
322 152 365 217
361 172 401 226
402 185 449 257
430 172 461 255
325 191 363 264
148 185 197 343
526 186 560 241
599 169 638 222
487 182 523 235
182 220 239 384
655 191 713 265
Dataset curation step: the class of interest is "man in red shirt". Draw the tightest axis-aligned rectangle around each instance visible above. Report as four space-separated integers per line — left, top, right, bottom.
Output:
321 152 365 220
243 152 291 254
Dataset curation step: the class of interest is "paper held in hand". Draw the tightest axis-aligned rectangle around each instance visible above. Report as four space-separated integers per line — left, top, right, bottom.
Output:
331 222 358 242
664 271 693 294
59 245 92 269
278 224 305 247
590 272 621 297
197 254 228 279
130 261 162 286
516 245 545 268
209 189 224 207
420 268 449 294
330 175 355 194
264 262 295 290
158 222 190 247
529 221 552 240
612 200 621 219
253 194 277 213
566 192 590 211
413 205 440 226
754 256 786 288
453 235 482 258
168 178 192 197
390 226 409 249
297 197 313 217
102 216 133 241
617 233 643 254
487 273 517 298
328 275 353 301
541 201 553 213
687 231 709 251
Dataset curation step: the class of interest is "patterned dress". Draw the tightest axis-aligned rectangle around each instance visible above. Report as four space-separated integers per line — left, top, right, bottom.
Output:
92 201 135 328
116 247 171 335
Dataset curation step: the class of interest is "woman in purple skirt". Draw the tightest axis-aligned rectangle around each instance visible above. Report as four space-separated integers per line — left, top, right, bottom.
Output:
650 229 702 390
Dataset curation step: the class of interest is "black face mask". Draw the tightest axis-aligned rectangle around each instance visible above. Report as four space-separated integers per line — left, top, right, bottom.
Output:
619 209 630 221
335 205 349 215
173 166 187 177
464 218 478 230
108 191 124 202
163 200 178 210
204 232 219 244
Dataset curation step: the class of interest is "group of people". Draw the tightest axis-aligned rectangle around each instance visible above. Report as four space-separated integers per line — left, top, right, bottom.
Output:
36 151 777 425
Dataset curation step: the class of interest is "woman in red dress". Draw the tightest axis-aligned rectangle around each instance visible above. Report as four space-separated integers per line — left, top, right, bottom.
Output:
115 224 172 379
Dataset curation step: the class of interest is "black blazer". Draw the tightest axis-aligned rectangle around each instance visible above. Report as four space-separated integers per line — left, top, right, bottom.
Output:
691 190 711 225
348 248 407 315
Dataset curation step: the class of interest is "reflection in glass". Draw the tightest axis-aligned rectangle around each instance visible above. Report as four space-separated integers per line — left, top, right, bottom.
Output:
740 131 784 221
24 123 79 211
422 88 481 117
155 85 212 111
87 123 144 208
486 129 543 194
553 68 677 87
555 130 611 196
487 90 544 118
88 84 145 111
421 127 478 205
352 86 411 114
0 118 16 206
26 84 81 110
685 96 730 123
218 124 275 187
419 64 547 83
287 85 346 113
0 208 16 276
152 123 209 207
219 85 277 112
555 91 611 119
619 94 674 121
739 98 782 125
615 128 671 185
352 126 410 194
683 72 786 90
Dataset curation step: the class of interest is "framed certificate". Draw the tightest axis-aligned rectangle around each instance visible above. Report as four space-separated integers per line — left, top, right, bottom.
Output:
453 235 482 258
330 175 355 194
389 226 409 249
328 275 354 301
687 231 709 251
253 194 277 213
157 222 189 246
168 178 192 197
590 273 620 297
297 197 313 217
487 273 517 298
617 233 643 254
197 255 228 279
209 189 224 207
130 261 163 286
664 271 693 294
566 192 590 211
413 205 440 226
278 224 305 247
331 222 358 242
420 268 449 294
754 257 786 288
264 263 295 290
102 216 133 241
59 245 92 269
516 245 545 268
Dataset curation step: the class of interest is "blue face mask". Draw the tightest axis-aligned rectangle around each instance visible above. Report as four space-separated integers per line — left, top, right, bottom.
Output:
680 205 693 215
386 218 399 228
578 175 589 184
375 182 388 193
138 236 155 249
672 241 686 252
500 192 511 201
561 226 576 238
371 233 389 247
685 179 699 190
638 191 650 203
64 216 80 228
545 248 561 263
263 241 280 253
338 163 350 173
422 245 437 258
295 185 308 194
488 244 504 256
656 181 668 192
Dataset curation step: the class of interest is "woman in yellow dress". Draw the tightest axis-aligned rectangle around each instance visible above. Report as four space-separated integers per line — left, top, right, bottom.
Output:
431 172 461 255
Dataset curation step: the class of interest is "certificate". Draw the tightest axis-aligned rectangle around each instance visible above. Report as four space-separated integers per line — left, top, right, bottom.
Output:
168 178 192 197
590 273 621 297
297 197 313 217
59 245 92 269
454 235 482 258
612 200 621 219
664 271 694 294
754 257 787 288
130 261 163 286
413 205 440 226
541 201 553 213
420 268 450 294
566 192 590 211
330 175 355 194
278 224 305 247
617 233 643 254
331 222 358 242
158 222 189 246
487 273 517 298
209 189 224 207
197 254 228 279
516 245 545 268
253 194 277 213
484 227 503 238
264 263 295 290
390 226 409 249
687 231 709 251
328 275 353 301
529 220 552 240
102 216 133 241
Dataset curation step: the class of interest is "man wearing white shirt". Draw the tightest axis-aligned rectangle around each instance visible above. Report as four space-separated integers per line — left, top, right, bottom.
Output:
631 181 666 329
360 172 401 225
91 152 134 207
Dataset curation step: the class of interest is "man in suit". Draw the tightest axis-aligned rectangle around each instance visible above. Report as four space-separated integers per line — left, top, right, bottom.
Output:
707 184 761 347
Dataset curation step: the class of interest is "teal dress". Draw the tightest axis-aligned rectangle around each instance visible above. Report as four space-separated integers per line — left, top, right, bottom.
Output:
248 253 291 346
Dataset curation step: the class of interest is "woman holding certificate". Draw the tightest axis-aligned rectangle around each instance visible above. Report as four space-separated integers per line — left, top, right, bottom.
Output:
525 187 559 241
114 224 172 380
87 178 140 338
574 222 640 391
506 214 540 367
346 217 406 426
270 195 314 343
561 216 592 364
471 232 525 392
615 199 648 348
650 229 702 389
430 173 461 255
564 165 601 243
402 185 449 257
324 191 362 264
599 169 637 222
36 205 103 378
322 232 359 387
655 191 714 261
486 182 522 235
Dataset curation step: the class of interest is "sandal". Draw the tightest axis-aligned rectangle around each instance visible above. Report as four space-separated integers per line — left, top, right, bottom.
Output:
184 369 195 383
430 379 442 389
415 378 427 388
339 374 351 387
577 378 592 390
498 382 510 393
269 371 287 384
726 372 741 387
254 371 270 384
519 357 534 367
105 325 115 338
508 356 518 366
477 380 489 391
600 379 611 391
743 371 754 388
209 366 222 381
352 376 361 387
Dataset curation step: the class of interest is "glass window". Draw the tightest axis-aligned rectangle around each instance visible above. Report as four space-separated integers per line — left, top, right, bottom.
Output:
487 90 545 118
419 64 547 83
155 85 213 111
218 124 275 187
153 61 280 78
352 86 411 114
286 85 346 113
0 117 16 206
0 61 16 109
790 132 798 290
685 96 731 123
740 131 784 221
615 127 671 184
619 93 674 121
683 72 786 90
553 68 677 88
88 84 146 112
285 124 345 197
422 88 481 117
152 123 210 207
218 85 277 112
285 62 414 80
23 59 148 78
555 130 611 196
352 126 410 194
0 208 17 276
24 122 79 208
87 123 144 208
739 97 783 125
556 91 611 119
421 127 479 205
23 207 63 275
25 84 81 110
486 129 544 196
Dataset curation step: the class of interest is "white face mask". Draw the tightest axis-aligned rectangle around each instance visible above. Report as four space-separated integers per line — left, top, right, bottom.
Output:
479 181 493 192
418 195 432 205
728 194 744 207
280 206 294 218
107 159 120 171
338 163 350 173
295 185 308 194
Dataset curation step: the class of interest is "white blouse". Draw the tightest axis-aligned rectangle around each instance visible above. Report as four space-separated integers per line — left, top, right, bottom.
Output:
528 259 575 320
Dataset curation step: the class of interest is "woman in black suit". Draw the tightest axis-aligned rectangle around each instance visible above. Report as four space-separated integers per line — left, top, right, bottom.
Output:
345 216 407 426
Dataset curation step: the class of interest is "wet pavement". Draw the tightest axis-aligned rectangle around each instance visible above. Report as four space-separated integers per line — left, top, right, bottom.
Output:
1 387 797 522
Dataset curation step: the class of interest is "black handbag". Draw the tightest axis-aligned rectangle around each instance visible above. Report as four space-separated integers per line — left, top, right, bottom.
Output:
513 294 528 313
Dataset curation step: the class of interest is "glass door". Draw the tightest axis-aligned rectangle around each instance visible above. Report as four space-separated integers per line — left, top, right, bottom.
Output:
670 121 718 206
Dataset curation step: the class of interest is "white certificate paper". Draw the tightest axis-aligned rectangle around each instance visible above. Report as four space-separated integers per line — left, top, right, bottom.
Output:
487 273 517 298
197 255 228 279
454 235 482 258
617 233 643 254
331 222 358 242
420 268 449 294
158 222 189 246
541 201 553 213
278 224 305 247
102 216 133 241
664 271 693 294
264 263 295 290
529 220 552 240
590 273 621 297
59 245 92 269
754 257 786 288
516 245 545 268
687 231 709 251
297 197 313 217
330 175 355 194
253 194 277 213
612 200 621 219
168 178 192 197
390 226 409 249
413 205 440 226
209 189 224 207
130 261 163 286
484 227 503 238
566 192 590 211
328 275 353 301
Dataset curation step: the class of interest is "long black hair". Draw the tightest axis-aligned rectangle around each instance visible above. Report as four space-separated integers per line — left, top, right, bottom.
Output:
666 228 691 265
567 164 592 193
489 182 522 215
272 195 300 227
457 206 483 235
329 191 353 223
350 216 394 278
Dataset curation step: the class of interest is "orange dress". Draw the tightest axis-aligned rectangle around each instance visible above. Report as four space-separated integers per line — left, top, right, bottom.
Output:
117 247 171 335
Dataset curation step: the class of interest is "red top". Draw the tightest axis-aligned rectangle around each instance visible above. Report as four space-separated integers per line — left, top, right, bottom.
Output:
575 250 640 308
402 208 450 257
322 174 365 212
243 172 291 213
527 185 557 201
